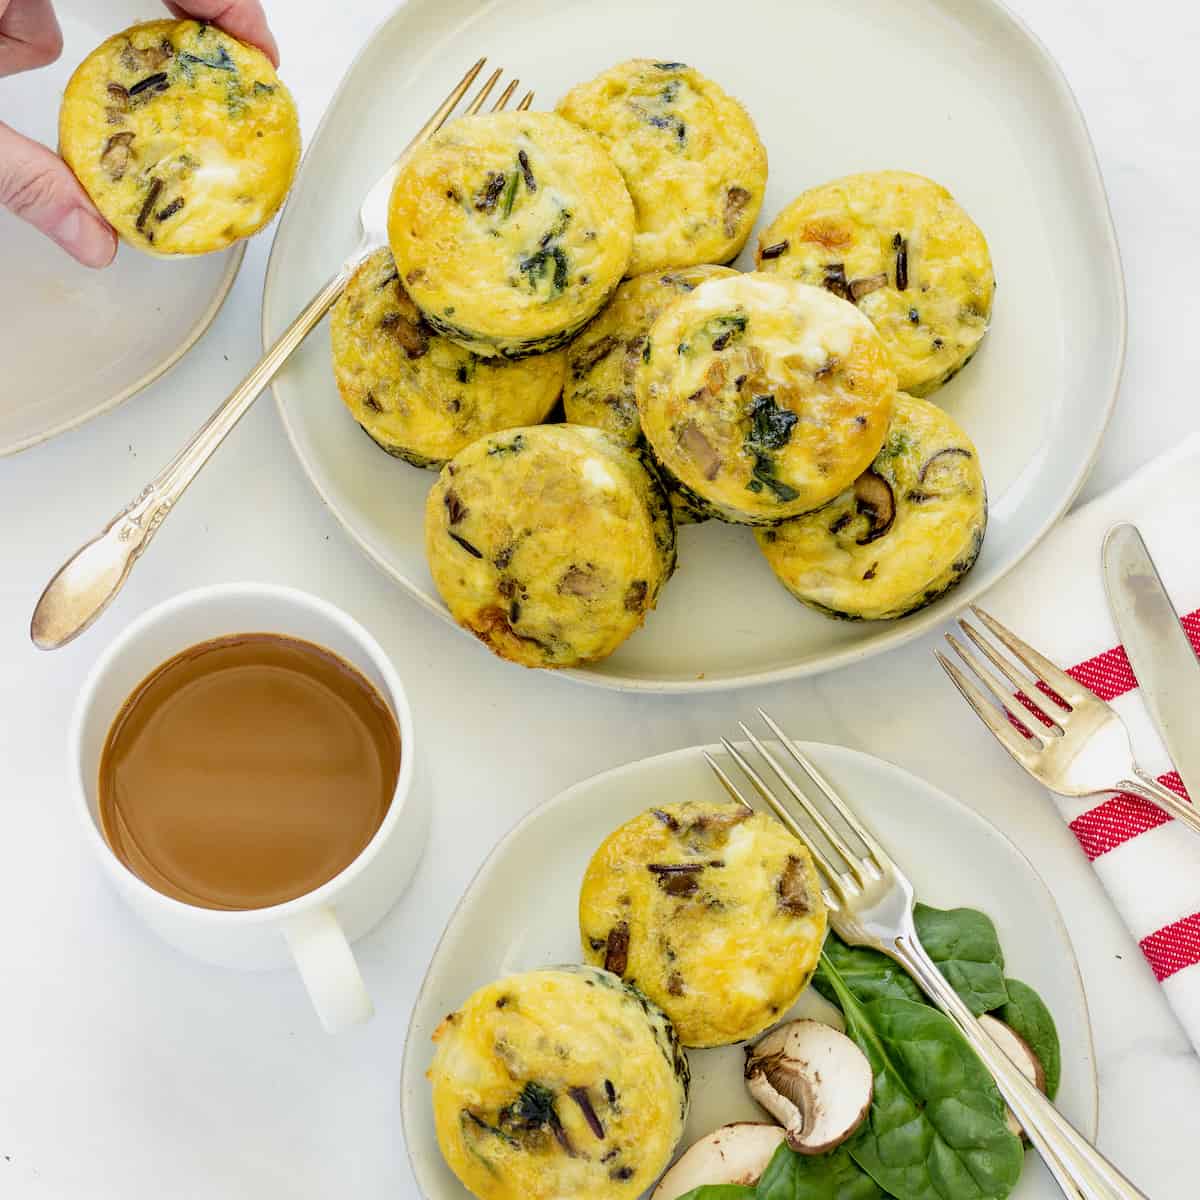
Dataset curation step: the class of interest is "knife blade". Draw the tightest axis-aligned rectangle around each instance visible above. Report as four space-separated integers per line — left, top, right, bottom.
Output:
1102 521 1200 802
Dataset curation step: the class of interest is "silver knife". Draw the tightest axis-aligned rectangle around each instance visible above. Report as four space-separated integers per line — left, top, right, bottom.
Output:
1102 522 1200 803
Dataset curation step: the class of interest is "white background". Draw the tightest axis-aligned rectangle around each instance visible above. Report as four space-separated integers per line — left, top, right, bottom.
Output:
2 1 1198 1196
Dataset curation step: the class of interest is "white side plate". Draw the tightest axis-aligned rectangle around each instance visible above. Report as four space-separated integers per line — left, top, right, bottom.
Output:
0 0 243 457
264 0 1124 691
400 742 1097 1200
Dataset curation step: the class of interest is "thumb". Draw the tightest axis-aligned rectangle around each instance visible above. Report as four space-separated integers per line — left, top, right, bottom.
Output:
0 122 117 267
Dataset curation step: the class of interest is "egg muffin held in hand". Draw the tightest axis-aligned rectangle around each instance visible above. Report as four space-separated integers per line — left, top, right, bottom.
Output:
557 60 767 275
430 965 689 1200
564 264 737 523
425 425 676 669
59 20 300 255
388 112 634 358
757 393 987 620
756 171 994 396
637 274 896 525
330 249 565 468
580 800 828 1047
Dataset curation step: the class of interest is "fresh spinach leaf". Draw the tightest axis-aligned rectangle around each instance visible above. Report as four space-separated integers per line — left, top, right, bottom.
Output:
814 907 1009 1017
672 1188 755 1200
997 978 1061 1100
812 936 924 1008
818 953 1023 1200
913 904 1009 1017
756 1143 883 1200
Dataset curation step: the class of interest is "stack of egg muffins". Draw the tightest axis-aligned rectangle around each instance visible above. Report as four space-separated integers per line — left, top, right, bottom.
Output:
329 58 995 669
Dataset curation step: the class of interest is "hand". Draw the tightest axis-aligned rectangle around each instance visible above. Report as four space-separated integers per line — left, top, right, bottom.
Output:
0 0 279 267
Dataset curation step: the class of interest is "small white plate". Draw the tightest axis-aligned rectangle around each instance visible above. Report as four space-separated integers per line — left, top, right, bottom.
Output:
0 0 243 457
400 742 1097 1200
264 0 1124 691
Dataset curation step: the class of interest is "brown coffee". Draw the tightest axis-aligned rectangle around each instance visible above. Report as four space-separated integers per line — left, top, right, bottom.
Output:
98 633 401 911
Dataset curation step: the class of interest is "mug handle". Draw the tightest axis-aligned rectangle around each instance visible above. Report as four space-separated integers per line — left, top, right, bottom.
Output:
283 907 374 1033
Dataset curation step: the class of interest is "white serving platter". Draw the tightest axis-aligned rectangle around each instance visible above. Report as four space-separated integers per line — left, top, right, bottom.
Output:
0 0 244 457
264 0 1124 691
400 741 1097 1200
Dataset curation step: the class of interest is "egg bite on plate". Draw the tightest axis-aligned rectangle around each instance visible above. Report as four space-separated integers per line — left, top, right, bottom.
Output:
563 264 737 522
756 171 994 396
59 20 300 255
579 799 828 1048
430 965 689 1200
424 425 676 668
329 249 565 468
756 392 987 620
387 112 634 358
637 274 896 525
557 60 767 276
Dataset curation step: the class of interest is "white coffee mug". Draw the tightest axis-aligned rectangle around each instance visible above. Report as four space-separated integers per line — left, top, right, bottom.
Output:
70 582 427 1033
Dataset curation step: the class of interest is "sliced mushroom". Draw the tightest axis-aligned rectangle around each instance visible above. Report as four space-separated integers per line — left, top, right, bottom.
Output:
853 470 895 545
979 1014 1046 1138
917 446 972 485
99 132 134 180
558 566 603 598
776 855 813 915
651 1123 785 1200
744 1019 873 1154
848 273 888 303
677 421 721 481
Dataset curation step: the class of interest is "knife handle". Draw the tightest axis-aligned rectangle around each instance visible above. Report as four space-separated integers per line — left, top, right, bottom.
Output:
1121 769 1200 839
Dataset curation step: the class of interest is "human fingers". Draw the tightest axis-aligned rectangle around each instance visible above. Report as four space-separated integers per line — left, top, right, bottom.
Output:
0 0 63 77
0 121 117 266
162 0 278 65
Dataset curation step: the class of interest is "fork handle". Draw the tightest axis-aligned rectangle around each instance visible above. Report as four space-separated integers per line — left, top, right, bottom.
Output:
29 265 353 651
895 935 1149 1200
1122 770 1200 838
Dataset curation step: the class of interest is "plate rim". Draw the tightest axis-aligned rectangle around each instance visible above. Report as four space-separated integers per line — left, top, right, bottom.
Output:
398 739 1099 1199
263 0 1126 694
1 240 245 458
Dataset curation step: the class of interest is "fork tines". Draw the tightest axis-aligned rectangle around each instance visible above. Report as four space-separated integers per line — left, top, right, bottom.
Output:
936 604 1089 756
705 710 895 909
418 58 535 148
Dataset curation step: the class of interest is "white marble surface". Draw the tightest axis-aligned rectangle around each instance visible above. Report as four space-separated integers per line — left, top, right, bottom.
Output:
0 1 1196 1195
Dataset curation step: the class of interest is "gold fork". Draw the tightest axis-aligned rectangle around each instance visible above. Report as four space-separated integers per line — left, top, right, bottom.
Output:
31 60 533 651
709 710 1148 1200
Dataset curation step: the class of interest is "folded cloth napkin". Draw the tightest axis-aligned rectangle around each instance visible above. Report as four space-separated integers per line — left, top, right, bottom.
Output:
983 433 1200 1049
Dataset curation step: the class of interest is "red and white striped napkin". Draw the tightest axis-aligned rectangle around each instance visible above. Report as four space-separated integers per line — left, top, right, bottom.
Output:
982 434 1200 1049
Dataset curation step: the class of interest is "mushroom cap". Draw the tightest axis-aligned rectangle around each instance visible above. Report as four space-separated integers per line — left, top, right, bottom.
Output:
744 1019 873 1154
651 1123 786 1200
979 1014 1046 1137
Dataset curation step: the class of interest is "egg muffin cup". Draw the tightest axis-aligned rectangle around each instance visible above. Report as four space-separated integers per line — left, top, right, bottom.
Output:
637 274 896 525
425 425 676 669
388 112 634 359
756 392 987 620
756 171 994 396
580 799 828 1047
59 20 300 255
330 249 565 468
431 965 689 1200
557 60 767 275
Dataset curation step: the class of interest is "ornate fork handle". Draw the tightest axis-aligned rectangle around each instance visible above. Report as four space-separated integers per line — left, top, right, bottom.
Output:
896 932 1148 1200
1122 768 1200 838
30 267 353 650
